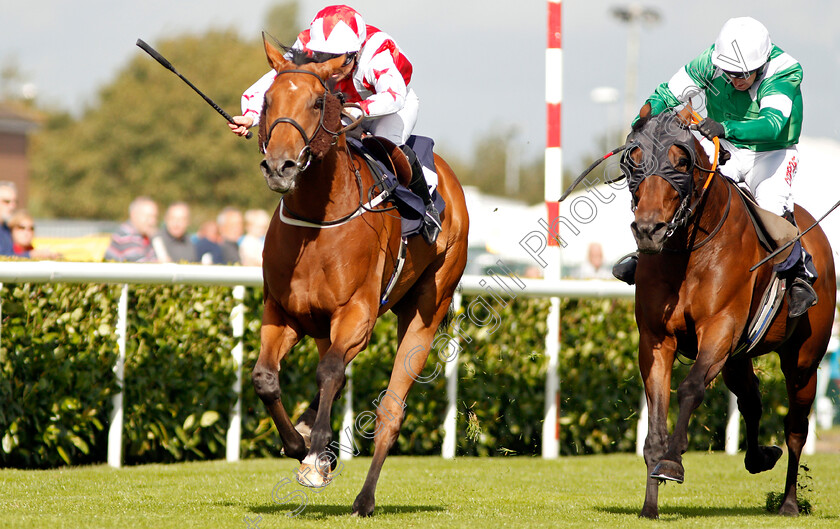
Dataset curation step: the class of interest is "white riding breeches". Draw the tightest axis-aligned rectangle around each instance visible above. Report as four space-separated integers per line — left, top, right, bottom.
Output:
363 88 420 145
348 88 437 193
698 135 797 216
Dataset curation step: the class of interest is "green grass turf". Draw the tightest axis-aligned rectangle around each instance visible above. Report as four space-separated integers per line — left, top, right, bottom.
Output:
2 452 839 528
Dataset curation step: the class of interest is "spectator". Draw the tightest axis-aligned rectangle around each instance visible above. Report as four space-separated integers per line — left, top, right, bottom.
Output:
194 220 224 265
579 242 613 279
104 196 159 262
217 207 243 265
0 181 19 256
7 210 61 260
152 202 197 263
239 208 271 266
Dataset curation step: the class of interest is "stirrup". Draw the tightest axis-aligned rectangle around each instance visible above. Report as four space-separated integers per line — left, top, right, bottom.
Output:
612 252 638 285
787 277 818 318
421 203 441 244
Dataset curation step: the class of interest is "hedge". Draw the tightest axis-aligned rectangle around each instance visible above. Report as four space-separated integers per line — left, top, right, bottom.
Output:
1 282 790 468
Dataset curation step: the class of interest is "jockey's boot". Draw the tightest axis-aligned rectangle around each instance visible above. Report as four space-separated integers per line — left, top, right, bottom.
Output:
400 144 441 244
778 212 818 318
782 244 819 318
612 252 638 285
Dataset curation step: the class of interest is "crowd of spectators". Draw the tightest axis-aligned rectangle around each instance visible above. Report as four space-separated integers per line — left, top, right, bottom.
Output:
103 196 270 265
0 181 60 259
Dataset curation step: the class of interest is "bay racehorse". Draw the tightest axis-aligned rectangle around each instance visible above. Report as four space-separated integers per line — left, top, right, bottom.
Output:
624 107 834 518
251 38 469 516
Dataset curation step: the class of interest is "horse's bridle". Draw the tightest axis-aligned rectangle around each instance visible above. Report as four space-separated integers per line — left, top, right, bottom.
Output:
559 109 724 252
260 68 362 170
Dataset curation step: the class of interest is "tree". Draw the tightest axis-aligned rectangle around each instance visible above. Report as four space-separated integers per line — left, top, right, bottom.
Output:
29 3 302 222
442 129 545 205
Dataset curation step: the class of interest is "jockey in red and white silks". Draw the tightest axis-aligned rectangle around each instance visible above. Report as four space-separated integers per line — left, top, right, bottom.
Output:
237 9 419 146
230 5 441 244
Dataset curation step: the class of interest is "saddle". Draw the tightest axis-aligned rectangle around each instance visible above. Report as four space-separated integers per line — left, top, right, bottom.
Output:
361 136 413 188
732 182 798 264
730 182 799 359
345 135 445 240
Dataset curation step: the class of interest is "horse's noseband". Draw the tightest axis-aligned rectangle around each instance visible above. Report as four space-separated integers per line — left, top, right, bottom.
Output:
260 69 345 170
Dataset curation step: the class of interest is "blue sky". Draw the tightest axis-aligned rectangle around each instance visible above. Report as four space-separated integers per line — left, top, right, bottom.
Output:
2 0 839 175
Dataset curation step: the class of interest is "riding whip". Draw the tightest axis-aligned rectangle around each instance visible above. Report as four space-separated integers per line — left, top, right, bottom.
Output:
558 144 628 202
135 38 252 139
749 197 840 271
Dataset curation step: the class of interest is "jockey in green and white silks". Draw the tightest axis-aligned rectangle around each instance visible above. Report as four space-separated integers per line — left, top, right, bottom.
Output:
613 17 818 317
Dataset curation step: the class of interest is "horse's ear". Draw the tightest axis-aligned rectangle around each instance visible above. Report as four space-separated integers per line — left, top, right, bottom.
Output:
676 105 694 127
263 32 293 72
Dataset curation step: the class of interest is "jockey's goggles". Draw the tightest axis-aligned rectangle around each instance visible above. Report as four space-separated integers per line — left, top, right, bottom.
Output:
722 68 759 80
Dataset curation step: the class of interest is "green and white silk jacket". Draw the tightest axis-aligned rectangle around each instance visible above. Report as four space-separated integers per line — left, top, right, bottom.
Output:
644 45 803 152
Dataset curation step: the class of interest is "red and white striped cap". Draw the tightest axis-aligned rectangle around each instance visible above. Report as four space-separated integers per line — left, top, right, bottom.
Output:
306 5 367 55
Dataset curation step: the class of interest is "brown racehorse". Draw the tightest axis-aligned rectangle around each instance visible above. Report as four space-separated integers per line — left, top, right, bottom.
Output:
251 38 469 516
625 107 835 518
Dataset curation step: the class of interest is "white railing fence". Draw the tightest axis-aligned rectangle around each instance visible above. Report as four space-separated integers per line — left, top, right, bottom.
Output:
0 261 832 466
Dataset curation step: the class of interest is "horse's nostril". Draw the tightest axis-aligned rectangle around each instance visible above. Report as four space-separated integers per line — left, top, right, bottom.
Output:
632 221 668 239
280 160 298 177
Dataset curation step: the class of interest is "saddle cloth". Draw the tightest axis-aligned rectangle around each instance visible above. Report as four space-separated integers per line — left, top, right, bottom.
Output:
346 135 446 238
730 182 797 358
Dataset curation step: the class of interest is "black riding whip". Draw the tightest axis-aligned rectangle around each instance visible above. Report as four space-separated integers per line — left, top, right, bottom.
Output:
558 144 628 202
749 197 840 271
135 38 252 139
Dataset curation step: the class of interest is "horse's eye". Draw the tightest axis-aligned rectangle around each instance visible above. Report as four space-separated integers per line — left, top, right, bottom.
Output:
314 98 323 110
676 157 690 170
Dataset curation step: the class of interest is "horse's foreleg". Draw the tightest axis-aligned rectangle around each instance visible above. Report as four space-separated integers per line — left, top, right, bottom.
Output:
778 348 820 516
722 357 782 474
655 328 731 481
252 298 306 461
290 338 333 455
297 307 372 488
352 293 452 517
639 333 675 519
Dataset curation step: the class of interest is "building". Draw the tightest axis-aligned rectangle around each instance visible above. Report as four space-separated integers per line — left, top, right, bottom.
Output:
0 102 40 206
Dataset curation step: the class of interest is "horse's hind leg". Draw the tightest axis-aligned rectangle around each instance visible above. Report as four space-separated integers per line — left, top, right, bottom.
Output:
252 298 307 461
777 337 824 516
352 288 454 517
722 356 782 473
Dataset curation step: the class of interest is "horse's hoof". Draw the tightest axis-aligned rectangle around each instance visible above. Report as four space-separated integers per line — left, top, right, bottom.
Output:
352 494 375 517
778 500 799 517
295 462 332 488
639 505 659 519
651 460 685 483
745 445 783 474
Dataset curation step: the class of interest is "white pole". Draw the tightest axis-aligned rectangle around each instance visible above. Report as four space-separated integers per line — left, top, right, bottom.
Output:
804 411 816 455
227 285 245 462
725 391 740 455
108 283 128 468
339 363 354 460
636 391 648 456
542 0 563 460
442 292 463 459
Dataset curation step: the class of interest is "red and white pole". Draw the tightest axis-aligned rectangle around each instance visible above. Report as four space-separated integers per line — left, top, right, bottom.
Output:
542 0 562 459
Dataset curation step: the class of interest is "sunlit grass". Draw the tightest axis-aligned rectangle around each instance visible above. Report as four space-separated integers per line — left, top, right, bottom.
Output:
2 453 839 528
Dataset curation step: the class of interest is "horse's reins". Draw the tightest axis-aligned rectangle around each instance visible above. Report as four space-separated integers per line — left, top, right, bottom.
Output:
261 68 361 168
263 68 396 228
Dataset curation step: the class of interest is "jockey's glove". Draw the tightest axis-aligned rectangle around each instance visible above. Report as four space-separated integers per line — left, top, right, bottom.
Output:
694 118 726 141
